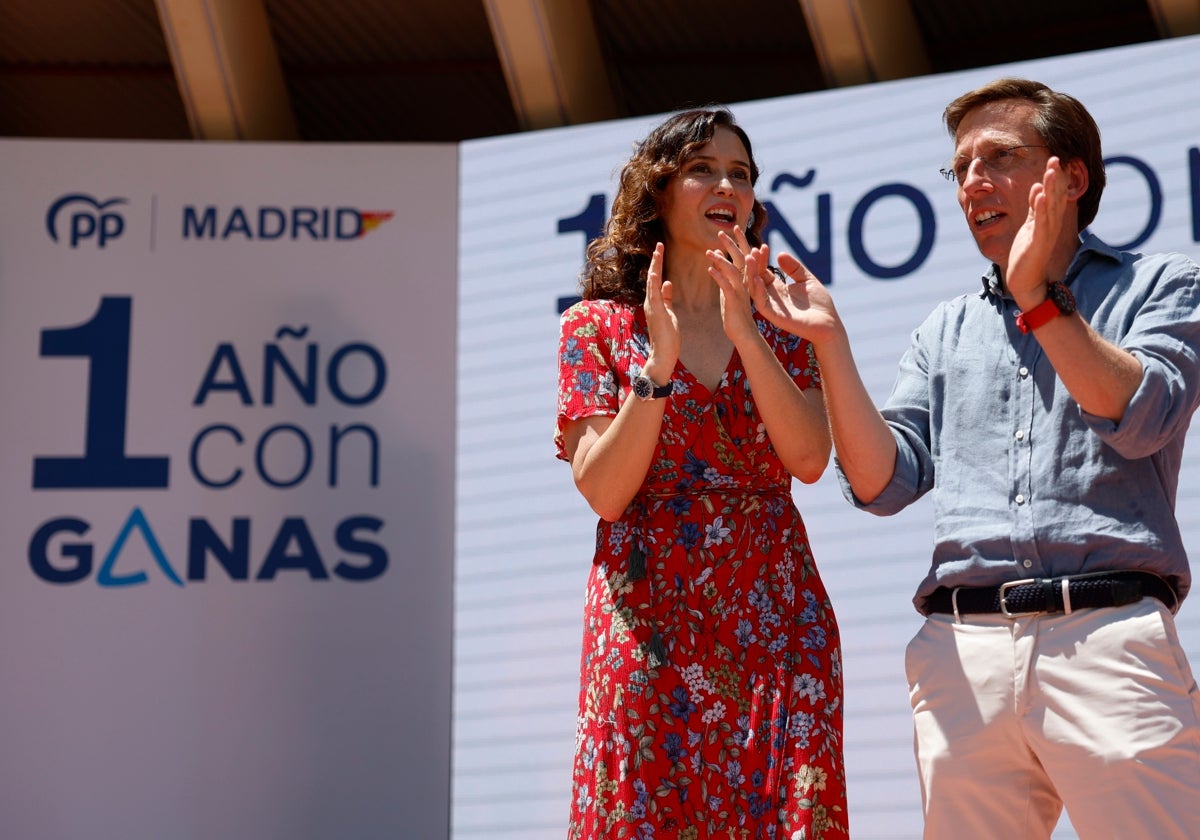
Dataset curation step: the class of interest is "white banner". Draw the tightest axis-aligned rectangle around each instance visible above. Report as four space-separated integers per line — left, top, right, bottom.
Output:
455 35 1200 839
0 141 458 839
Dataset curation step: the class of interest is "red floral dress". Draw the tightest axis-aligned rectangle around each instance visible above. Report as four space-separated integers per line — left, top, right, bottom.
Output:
555 299 847 840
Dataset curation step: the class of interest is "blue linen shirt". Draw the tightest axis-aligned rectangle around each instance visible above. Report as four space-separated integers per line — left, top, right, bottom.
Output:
837 234 1200 614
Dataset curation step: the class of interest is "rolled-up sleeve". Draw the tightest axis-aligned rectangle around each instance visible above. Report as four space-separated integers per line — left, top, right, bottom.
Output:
1082 256 1200 459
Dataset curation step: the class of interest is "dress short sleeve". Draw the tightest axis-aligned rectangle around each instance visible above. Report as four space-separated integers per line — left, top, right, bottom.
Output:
554 300 629 461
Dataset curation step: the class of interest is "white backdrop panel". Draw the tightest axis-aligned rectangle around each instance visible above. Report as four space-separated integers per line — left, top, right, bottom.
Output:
0 141 458 840
455 36 1200 840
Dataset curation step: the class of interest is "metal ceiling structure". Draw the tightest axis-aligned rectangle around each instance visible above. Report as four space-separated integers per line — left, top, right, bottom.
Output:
0 0 1198 143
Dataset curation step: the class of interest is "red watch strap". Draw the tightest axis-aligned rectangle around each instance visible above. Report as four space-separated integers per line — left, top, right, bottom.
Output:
1015 297 1061 334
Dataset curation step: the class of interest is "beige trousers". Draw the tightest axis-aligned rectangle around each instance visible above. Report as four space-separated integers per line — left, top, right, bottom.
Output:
905 597 1200 839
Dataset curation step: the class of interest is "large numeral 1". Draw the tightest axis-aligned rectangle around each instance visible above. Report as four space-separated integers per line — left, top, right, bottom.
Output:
556 192 606 313
33 296 169 489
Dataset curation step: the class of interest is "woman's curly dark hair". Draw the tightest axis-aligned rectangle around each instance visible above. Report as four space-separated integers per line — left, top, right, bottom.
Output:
581 108 768 305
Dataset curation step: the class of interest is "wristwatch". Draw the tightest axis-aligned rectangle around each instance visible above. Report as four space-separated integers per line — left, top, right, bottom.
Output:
1015 281 1076 334
632 373 673 400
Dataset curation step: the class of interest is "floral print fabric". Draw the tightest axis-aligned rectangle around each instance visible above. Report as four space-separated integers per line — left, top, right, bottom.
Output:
556 299 847 840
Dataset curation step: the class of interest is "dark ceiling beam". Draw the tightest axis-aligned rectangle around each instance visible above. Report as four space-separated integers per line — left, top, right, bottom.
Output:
154 0 298 140
797 0 930 87
482 0 620 130
1146 0 1200 37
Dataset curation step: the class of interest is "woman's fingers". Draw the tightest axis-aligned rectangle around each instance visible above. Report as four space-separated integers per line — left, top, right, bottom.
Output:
716 228 747 269
706 247 743 295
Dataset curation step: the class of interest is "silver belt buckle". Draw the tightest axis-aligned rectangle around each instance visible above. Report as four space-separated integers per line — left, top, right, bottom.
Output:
999 577 1038 618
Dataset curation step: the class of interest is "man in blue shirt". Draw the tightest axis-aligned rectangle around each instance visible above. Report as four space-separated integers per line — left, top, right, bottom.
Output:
741 78 1200 838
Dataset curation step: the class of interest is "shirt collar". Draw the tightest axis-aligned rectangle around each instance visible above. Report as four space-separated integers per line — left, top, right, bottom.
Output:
978 232 1120 300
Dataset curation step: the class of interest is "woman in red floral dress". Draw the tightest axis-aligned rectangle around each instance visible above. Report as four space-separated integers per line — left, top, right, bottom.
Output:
555 109 848 839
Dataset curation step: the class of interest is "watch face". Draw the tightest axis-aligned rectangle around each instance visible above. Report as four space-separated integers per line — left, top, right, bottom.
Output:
632 374 671 399
1048 281 1076 314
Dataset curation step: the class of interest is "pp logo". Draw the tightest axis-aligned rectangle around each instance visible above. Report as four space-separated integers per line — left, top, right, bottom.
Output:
46 193 128 248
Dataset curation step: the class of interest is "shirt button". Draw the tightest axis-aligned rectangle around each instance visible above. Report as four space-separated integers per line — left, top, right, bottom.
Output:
1015 494 1026 504
1022 559 1033 568
1015 430 1026 441
1019 366 1029 377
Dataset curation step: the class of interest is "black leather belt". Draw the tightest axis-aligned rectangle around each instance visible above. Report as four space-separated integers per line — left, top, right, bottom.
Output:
926 571 1176 618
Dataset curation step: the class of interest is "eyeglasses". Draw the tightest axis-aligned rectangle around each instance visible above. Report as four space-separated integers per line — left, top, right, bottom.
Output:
939 144 1049 185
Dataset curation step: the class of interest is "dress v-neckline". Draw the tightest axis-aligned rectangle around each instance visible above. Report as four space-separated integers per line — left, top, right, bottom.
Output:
676 347 739 397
